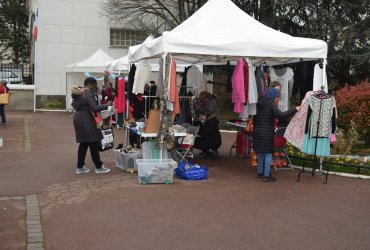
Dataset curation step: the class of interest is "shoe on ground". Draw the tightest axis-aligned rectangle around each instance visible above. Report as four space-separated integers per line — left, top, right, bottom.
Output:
95 165 111 174
204 150 217 160
262 175 277 182
1 123 6 127
256 173 263 178
211 149 219 156
76 166 90 174
116 125 124 130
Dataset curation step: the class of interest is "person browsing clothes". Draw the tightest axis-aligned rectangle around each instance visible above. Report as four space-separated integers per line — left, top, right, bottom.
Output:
70 77 113 174
193 109 222 158
253 86 300 182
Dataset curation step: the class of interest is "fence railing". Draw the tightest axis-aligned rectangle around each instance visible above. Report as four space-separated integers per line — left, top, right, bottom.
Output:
0 64 34 85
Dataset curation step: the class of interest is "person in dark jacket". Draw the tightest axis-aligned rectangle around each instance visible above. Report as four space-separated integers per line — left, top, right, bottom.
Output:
253 87 299 182
193 109 222 158
70 77 113 174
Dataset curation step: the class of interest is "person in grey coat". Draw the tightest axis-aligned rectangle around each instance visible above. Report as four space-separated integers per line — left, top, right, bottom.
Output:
71 77 113 174
253 86 300 182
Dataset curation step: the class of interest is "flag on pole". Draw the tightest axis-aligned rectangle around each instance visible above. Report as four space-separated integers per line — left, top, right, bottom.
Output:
33 8 38 41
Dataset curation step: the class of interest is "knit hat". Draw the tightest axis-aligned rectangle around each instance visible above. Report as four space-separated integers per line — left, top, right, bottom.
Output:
264 87 280 100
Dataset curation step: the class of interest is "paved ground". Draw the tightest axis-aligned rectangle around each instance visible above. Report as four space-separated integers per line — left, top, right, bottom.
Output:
1 111 370 250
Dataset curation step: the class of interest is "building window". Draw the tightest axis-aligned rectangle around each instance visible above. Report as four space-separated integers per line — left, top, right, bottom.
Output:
110 29 146 47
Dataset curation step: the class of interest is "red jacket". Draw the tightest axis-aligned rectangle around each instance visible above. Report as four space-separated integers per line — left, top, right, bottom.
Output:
0 85 9 94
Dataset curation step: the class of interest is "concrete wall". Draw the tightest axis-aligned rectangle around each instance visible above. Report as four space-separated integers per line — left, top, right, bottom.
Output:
6 85 34 111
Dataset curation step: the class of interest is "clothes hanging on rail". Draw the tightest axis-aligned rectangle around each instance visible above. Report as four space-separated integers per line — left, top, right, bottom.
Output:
114 77 126 114
284 91 314 149
127 64 136 104
132 94 145 120
132 62 150 95
313 63 328 93
169 58 180 114
178 66 192 124
226 61 233 93
186 65 206 97
295 61 315 101
301 92 336 156
231 58 246 113
255 66 264 96
247 64 258 115
269 67 294 111
156 57 164 99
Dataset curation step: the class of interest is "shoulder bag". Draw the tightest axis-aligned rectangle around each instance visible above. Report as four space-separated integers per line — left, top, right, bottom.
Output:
82 93 103 128
0 87 10 105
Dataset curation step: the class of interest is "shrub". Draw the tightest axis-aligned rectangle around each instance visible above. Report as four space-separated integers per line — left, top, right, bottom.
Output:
333 82 370 143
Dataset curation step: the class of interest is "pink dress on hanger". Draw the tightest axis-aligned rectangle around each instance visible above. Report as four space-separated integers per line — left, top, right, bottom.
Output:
284 91 314 149
231 58 246 113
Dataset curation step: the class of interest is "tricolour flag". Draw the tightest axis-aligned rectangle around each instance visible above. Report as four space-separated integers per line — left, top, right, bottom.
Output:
33 8 38 41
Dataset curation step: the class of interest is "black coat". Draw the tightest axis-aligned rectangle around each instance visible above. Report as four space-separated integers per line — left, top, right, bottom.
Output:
253 96 296 153
71 87 108 143
197 115 222 149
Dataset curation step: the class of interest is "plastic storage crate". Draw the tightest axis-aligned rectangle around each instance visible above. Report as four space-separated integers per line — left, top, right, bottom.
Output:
136 159 177 184
115 149 141 173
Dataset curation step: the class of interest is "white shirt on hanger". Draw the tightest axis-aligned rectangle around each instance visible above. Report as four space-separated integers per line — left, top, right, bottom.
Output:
270 67 294 111
186 65 206 97
132 62 150 95
313 63 328 93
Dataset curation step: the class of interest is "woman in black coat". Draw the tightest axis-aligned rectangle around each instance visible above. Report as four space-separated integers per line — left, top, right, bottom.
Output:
253 86 299 182
193 109 222 158
71 77 112 174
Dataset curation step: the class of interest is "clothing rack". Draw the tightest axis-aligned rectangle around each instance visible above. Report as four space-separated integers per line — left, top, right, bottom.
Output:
297 86 330 184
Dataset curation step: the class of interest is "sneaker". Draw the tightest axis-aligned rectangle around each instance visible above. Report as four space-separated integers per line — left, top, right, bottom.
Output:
1 123 6 127
76 166 90 174
116 125 124 130
256 173 264 178
95 165 111 174
262 175 277 182
211 149 219 156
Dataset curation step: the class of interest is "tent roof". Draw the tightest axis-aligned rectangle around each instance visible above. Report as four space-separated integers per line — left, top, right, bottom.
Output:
129 0 327 65
66 49 115 73
105 55 130 72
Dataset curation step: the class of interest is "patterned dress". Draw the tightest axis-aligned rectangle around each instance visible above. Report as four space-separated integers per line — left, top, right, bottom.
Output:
284 91 314 149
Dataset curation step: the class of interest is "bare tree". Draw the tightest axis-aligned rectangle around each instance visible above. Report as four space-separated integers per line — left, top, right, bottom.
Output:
100 0 207 33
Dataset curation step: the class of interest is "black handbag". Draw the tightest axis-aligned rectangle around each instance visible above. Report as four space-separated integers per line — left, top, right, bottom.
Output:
99 127 114 151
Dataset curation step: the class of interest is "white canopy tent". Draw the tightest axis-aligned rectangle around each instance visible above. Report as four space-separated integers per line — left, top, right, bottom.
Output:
65 49 116 111
128 0 327 66
105 55 130 73
106 35 203 73
66 49 115 73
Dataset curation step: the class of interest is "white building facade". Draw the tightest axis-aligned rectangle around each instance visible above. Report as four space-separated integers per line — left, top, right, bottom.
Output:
29 0 145 109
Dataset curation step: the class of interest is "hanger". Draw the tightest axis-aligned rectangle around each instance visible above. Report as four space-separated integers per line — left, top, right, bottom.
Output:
313 86 331 99
317 59 323 69
259 62 268 67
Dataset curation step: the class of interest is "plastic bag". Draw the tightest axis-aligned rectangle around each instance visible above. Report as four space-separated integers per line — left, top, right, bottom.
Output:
176 161 208 180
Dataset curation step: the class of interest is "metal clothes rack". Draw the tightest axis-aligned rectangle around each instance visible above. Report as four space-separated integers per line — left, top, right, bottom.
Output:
297 86 330 184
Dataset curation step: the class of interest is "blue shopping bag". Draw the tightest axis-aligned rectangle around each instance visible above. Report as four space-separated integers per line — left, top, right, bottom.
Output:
176 161 208 180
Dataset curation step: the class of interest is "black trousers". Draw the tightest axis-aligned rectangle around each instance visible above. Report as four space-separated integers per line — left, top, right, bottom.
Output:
0 105 6 124
77 141 102 168
193 137 220 152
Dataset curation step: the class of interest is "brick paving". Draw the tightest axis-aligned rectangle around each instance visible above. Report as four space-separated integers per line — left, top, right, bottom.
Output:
0 111 370 250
